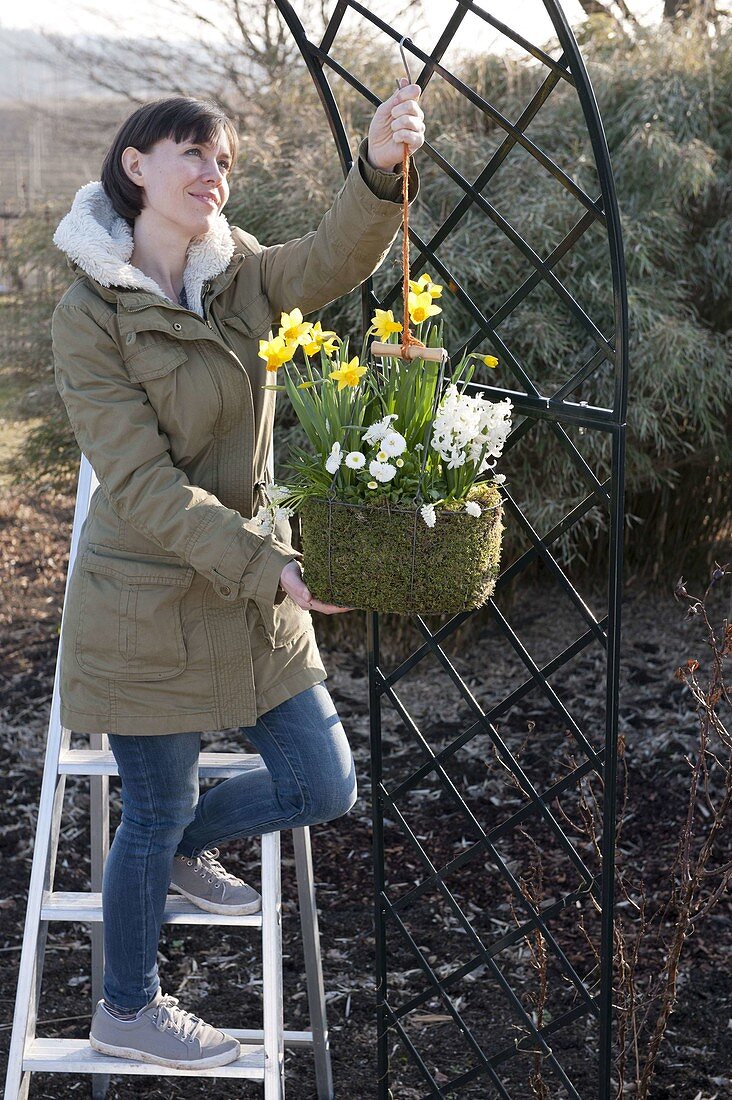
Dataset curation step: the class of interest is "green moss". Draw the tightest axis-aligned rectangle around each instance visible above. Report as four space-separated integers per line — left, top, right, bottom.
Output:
300 482 504 615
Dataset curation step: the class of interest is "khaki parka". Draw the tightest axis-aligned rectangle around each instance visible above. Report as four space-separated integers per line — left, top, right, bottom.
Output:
51 137 419 735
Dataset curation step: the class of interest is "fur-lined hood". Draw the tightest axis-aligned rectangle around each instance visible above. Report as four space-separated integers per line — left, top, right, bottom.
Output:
52 181 236 317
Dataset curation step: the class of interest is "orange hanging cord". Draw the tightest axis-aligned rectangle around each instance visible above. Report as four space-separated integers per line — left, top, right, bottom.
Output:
369 40 446 365
399 141 426 361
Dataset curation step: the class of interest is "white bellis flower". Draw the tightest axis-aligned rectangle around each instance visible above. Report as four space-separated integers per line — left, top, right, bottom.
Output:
369 459 397 483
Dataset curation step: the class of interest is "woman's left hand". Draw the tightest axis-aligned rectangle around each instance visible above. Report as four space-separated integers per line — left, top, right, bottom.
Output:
366 77 425 172
279 560 353 615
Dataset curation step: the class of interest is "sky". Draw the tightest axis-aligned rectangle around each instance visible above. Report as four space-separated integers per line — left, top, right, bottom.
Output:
1 0 665 52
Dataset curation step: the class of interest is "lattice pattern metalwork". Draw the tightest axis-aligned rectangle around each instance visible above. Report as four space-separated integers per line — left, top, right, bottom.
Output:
276 2 628 1095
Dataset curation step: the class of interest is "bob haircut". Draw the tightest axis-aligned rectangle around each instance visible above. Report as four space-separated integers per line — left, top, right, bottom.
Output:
100 96 239 225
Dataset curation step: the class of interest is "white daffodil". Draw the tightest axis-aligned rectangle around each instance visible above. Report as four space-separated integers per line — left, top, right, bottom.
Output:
325 441 342 474
464 500 482 517
420 503 436 528
380 429 407 458
369 459 397 483
345 450 366 469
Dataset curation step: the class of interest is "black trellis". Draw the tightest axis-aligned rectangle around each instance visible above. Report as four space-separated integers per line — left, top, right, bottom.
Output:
274 2 628 1096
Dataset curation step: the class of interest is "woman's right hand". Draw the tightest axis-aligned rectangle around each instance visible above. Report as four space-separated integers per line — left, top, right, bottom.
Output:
279 560 353 615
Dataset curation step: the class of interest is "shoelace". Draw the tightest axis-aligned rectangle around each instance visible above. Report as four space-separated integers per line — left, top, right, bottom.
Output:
152 994 203 1044
193 847 245 888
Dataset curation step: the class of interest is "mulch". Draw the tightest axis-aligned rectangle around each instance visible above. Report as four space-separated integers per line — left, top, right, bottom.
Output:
0 485 730 1099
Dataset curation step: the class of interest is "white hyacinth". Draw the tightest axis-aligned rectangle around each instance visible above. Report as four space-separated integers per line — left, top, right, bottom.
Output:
345 450 366 469
266 485 294 520
363 413 399 447
325 441 342 474
252 493 295 537
268 483 289 505
464 500 482 517
493 472 506 485
420 503 436 527
252 506 273 535
369 459 397 483
430 384 513 473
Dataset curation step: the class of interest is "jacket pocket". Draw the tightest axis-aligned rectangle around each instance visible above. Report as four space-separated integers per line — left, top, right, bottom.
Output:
75 546 195 680
123 336 189 382
222 292 272 338
253 594 311 649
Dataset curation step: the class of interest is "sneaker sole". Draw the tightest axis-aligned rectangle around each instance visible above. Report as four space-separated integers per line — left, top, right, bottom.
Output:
89 1032 241 1069
169 881 262 915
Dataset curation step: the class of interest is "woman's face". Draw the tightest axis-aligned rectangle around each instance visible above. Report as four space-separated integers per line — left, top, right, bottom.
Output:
122 130 233 237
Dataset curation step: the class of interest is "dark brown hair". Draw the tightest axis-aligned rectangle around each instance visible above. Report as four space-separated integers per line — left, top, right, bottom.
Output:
100 96 239 225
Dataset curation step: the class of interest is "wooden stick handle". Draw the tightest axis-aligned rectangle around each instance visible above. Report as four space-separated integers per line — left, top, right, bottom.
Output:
370 341 447 362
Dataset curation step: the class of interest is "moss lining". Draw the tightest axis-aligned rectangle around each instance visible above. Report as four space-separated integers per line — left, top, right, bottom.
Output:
300 482 504 615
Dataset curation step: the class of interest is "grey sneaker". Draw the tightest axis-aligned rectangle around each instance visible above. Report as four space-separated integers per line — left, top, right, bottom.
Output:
170 847 262 915
89 988 240 1069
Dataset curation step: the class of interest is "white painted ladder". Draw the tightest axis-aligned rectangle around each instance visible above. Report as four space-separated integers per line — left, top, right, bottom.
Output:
3 454 334 1099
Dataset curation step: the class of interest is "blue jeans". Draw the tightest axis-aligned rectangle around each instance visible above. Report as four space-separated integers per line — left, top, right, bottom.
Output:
102 683 356 1012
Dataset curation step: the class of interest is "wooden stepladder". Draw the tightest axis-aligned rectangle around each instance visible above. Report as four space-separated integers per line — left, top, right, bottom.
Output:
4 454 334 1099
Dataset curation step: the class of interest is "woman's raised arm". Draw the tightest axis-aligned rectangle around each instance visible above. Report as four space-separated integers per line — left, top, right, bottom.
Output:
256 136 419 319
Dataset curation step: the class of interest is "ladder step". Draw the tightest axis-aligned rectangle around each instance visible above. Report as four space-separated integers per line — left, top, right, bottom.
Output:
23 1037 266 1078
41 891 263 928
59 748 263 778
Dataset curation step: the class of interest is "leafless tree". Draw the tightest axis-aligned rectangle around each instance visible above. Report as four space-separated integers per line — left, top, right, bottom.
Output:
31 0 429 114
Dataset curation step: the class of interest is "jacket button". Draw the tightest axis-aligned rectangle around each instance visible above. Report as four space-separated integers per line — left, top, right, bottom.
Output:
173 322 182 331
219 585 231 596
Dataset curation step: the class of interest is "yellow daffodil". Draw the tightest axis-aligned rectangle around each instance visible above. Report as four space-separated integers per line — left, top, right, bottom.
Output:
408 290 442 325
278 307 312 346
408 273 443 299
483 354 499 368
301 320 338 357
258 333 296 372
329 356 367 390
370 308 403 341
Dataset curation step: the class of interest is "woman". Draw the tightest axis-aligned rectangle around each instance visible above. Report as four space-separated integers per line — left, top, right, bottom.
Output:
51 87 424 1069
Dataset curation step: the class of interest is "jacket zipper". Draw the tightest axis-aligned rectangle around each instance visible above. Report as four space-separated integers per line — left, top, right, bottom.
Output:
123 273 259 516
123 253 244 320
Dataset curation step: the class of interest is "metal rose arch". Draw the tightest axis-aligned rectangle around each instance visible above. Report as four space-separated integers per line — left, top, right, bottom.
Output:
273 1 628 1096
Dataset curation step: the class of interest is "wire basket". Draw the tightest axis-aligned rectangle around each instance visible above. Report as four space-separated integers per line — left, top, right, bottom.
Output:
299 482 503 615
